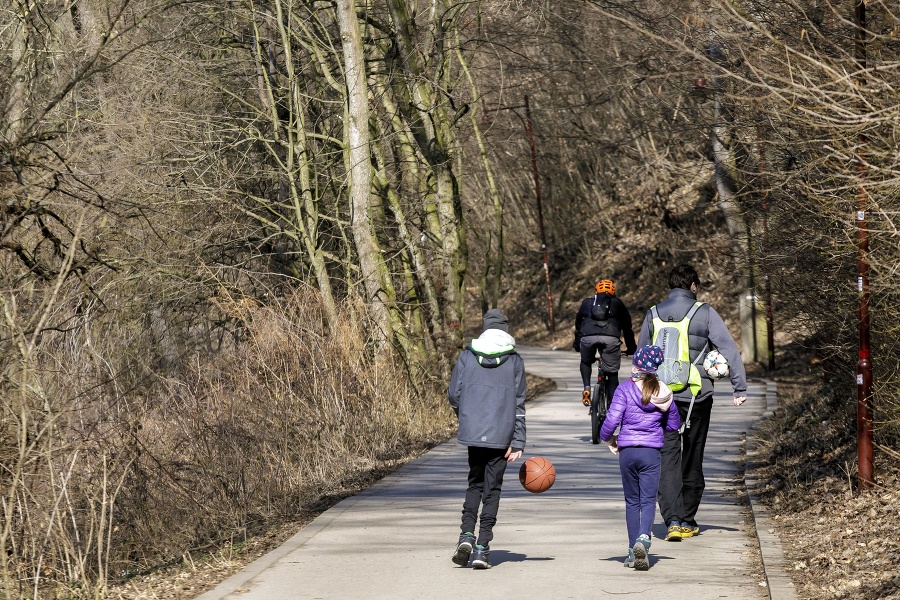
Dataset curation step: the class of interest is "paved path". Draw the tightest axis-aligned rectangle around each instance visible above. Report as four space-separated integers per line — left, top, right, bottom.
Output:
197 346 771 600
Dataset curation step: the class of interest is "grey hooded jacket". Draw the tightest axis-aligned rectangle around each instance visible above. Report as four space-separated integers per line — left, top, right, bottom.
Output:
637 287 747 403
448 329 527 451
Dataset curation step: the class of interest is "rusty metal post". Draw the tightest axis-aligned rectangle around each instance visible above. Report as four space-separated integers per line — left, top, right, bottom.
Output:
854 0 874 490
524 95 554 331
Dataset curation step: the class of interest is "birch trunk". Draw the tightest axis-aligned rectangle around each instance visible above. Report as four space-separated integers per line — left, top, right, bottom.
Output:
336 0 392 345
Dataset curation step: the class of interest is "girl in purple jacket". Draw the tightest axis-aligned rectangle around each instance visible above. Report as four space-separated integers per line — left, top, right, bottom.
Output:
600 345 681 571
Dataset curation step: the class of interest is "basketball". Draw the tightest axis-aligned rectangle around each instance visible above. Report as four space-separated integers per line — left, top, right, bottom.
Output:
519 456 556 493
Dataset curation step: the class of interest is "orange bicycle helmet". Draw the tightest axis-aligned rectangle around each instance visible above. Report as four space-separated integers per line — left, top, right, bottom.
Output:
594 279 615 295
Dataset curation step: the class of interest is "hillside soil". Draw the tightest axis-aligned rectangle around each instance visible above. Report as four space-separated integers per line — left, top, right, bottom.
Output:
749 374 900 600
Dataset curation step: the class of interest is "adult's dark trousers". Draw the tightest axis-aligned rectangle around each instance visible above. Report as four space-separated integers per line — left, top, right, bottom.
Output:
579 335 621 396
657 398 713 525
460 446 509 547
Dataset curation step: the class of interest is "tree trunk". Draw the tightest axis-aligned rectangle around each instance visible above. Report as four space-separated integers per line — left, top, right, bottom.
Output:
336 0 392 346
711 94 754 362
4 7 27 146
385 0 467 345
250 5 340 327
457 40 504 309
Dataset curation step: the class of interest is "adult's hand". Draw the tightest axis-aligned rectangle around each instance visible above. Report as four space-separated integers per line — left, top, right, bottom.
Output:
733 395 747 407
505 447 522 462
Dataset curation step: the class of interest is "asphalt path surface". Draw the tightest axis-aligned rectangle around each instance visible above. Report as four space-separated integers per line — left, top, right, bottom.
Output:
196 345 772 600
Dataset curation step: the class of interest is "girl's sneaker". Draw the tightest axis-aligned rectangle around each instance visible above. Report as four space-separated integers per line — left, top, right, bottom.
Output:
623 548 635 568
632 539 649 571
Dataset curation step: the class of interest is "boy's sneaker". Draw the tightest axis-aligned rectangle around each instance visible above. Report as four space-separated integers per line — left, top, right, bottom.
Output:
632 540 649 571
682 521 700 537
623 548 635 568
665 521 683 541
636 533 651 549
471 544 491 569
452 533 476 566
582 389 591 406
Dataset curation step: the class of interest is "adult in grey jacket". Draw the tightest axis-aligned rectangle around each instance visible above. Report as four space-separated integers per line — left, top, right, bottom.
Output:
637 264 748 541
447 309 526 569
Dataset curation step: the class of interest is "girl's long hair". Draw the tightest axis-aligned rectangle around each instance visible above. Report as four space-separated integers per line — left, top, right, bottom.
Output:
638 372 660 405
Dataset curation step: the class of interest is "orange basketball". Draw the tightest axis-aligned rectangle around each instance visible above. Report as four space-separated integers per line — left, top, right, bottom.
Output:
518 456 556 493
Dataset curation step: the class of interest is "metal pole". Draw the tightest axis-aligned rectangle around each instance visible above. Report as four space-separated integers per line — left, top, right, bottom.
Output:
854 0 874 490
524 95 554 331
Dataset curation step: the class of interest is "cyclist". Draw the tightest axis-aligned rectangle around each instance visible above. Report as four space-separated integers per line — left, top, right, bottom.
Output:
573 279 637 407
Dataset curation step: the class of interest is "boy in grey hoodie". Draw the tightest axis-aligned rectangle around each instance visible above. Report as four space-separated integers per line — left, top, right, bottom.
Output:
448 309 526 569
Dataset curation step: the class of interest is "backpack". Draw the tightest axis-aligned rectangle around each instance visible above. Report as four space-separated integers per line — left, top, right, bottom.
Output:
650 302 707 394
590 293 612 322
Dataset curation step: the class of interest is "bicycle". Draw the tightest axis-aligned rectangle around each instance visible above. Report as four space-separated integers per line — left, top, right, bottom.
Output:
589 370 613 444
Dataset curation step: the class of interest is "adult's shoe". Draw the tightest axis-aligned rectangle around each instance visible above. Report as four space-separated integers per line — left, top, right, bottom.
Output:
665 521 683 541
682 521 700 537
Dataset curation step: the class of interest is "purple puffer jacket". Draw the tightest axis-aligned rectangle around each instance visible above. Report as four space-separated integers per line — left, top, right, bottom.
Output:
599 378 681 448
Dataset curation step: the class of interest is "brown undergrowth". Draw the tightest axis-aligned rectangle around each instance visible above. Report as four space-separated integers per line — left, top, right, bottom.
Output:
750 372 900 600
2 292 479 597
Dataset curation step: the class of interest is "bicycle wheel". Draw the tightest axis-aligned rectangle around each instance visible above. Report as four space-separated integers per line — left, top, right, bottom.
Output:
594 380 607 444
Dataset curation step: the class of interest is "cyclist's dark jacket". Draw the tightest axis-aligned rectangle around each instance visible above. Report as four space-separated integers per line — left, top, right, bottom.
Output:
575 293 637 353
448 329 526 452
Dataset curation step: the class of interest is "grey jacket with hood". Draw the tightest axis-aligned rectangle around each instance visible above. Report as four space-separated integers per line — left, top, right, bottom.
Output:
637 287 747 403
448 329 527 451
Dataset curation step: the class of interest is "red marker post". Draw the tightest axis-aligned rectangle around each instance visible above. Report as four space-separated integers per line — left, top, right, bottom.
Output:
854 0 874 490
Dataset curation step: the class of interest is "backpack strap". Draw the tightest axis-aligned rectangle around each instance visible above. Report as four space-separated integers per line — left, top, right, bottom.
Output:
651 301 703 322
684 301 704 321
675 301 707 434
678 340 709 434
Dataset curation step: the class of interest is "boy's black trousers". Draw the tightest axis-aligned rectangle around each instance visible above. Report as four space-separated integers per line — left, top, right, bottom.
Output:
460 446 509 547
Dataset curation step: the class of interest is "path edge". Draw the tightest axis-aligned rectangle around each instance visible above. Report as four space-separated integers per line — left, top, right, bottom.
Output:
745 379 798 600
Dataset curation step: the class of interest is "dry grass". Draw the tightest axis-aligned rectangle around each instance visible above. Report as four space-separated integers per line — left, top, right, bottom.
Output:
0 291 457 597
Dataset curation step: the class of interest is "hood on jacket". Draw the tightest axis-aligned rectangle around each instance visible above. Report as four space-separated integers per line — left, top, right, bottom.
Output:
634 378 674 412
469 328 517 368
631 375 673 412
482 308 509 333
